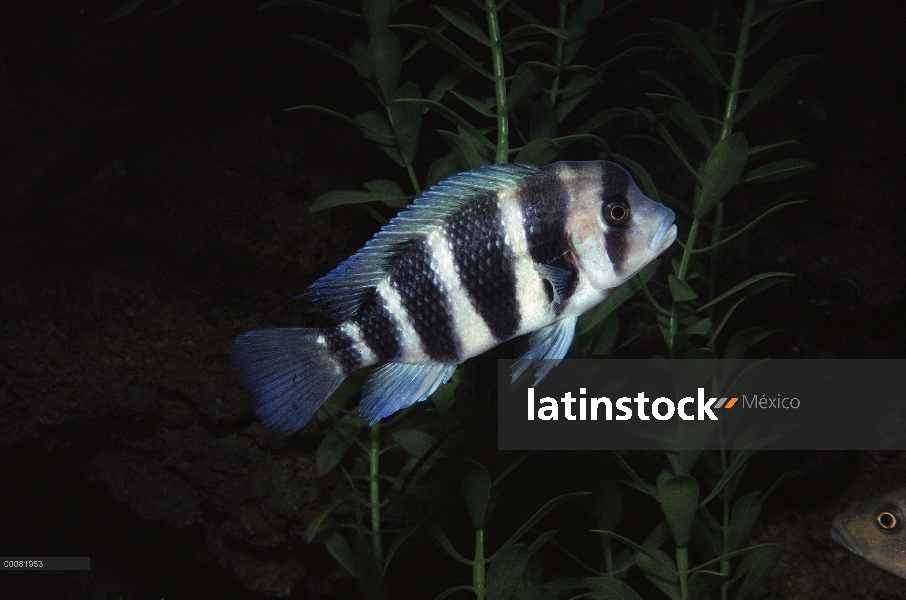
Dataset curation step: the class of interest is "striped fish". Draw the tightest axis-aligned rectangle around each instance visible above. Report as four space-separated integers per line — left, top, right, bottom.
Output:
232 161 677 434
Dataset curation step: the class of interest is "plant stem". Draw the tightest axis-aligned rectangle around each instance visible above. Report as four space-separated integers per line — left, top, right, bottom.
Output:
485 0 508 164
720 449 731 600
710 0 754 328
676 546 689 600
719 0 756 139
369 422 383 569
473 528 486 599
548 0 568 107
669 218 700 352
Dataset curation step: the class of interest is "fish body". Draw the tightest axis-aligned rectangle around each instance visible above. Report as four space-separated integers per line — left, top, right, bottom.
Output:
832 488 906 578
232 161 677 434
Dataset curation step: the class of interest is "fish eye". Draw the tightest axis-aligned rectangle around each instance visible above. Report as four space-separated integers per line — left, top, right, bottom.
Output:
602 197 630 225
877 510 899 531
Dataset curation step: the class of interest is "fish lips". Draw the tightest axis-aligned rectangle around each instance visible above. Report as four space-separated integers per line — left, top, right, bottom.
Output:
830 515 865 557
649 218 678 254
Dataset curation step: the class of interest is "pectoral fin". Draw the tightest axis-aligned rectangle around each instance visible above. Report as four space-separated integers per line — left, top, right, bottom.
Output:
534 263 574 312
511 316 577 385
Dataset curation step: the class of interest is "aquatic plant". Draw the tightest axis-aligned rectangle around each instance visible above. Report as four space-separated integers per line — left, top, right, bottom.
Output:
257 0 818 597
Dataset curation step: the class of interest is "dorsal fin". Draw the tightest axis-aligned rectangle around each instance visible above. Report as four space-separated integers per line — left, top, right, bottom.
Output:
302 163 543 321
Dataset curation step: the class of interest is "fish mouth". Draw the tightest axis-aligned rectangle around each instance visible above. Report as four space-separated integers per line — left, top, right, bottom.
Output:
649 221 678 254
831 519 863 556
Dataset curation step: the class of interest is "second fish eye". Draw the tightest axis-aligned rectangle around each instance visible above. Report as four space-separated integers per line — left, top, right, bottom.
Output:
603 200 630 225
877 510 899 530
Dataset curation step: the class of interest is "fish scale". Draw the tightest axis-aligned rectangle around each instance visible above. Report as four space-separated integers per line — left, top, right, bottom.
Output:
233 161 677 434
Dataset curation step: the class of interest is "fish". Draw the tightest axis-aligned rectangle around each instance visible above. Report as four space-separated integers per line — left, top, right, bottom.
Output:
832 488 906 578
232 161 677 434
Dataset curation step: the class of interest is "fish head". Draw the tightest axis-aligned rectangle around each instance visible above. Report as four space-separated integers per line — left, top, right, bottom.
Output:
832 488 906 578
567 162 677 292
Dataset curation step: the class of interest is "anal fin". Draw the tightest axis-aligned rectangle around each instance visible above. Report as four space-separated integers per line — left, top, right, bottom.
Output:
511 316 577 385
359 362 458 424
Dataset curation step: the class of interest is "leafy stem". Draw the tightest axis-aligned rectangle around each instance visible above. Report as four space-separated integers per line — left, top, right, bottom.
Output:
485 0 508 164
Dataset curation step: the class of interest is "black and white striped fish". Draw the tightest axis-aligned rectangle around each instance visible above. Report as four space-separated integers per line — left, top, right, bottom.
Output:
232 161 677 434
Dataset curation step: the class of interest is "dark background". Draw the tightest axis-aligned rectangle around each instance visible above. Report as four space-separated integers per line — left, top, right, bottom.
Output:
1 0 904 598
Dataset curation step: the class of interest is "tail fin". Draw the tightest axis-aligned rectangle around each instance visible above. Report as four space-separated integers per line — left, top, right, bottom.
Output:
232 328 346 435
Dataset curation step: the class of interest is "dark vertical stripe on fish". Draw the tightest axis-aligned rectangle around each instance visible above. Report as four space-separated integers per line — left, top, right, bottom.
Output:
519 169 578 313
388 238 460 362
599 161 632 198
352 287 401 362
323 328 362 374
599 163 633 276
446 193 520 340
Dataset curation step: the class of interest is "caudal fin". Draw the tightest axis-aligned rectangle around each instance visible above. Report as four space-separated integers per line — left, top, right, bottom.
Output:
232 328 345 434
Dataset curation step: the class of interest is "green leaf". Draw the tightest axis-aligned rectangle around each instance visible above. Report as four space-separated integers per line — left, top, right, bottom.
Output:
462 462 492 529
353 535 387 598
324 530 356 576
574 108 635 136
499 23 568 45
427 152 461 187
530 97 557 141
732 544 785 600
354 110 404 165
636 544 680 600
361 0 394 34
663 96 713 151
514 138 559 165
260 0 360 17
432 524 472 565
591 314 619 356
434 6 490 46
734 55 820 123
392 428 436 458
652 19 727 88
393 24 492 79
486 544 529 600
594 45 660 72
668 275 698 301
697 272 793 312
431 369 459 413
724 327 781 360
593 479 622 533
656 474 699 547
350 38 371 80
680 317 711 337
695 132 749 219
450 90 496 119
316 428 356 475
427 64 472 103
504 61 561 114
665 449 701 477
740 159 816 183
304 499 345 542
289 34 354 68
563 0 605 63
390 82 423 164
497 492 589 555
727 492 764 550
555 74 597 123
583 576 644 600
440 130 487 170
368 29 402 101
309 189 410 212
397 98 493 151
748 1 822 56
